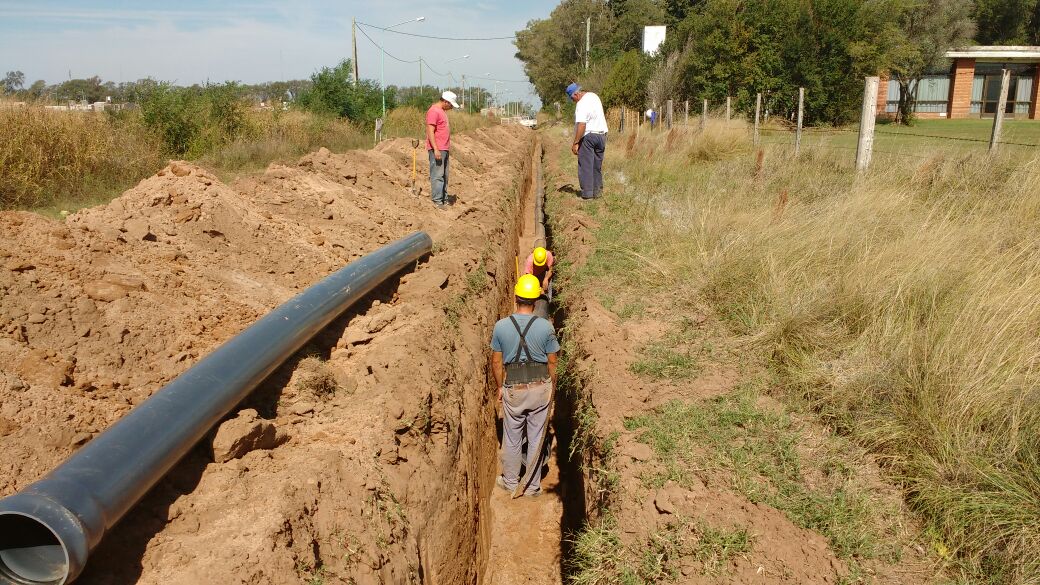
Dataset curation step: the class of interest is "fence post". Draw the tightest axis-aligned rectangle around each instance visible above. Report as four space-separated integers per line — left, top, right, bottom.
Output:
620 105 626 133
856 76 880 172
990 68 1011 153
701 98 708 130
753 93 762 145
684 100 689 126
726 96 731 121
666 99 674 129
796 87 804 156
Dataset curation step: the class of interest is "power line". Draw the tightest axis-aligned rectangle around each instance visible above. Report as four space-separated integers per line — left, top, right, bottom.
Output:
355 25 420 64
357 21 515 41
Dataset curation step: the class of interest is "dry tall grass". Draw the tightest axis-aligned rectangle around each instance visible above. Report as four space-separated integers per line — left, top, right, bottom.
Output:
0 108 162 209
603 121 1040 583
1 105 493 212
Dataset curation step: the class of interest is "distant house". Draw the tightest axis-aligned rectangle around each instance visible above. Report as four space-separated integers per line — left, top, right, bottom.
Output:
880 46 1040 120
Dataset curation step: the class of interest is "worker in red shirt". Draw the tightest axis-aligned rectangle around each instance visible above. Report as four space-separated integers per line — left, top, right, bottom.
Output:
523 246 554 301
426 90 460 210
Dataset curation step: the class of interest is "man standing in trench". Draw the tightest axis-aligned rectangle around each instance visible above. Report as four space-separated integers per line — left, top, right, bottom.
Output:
490 275 560 496
567 82 608 199
426 90 460 209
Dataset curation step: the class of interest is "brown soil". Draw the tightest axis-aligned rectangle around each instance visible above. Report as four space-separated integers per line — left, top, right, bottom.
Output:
1 125 534 584
543 134 941 584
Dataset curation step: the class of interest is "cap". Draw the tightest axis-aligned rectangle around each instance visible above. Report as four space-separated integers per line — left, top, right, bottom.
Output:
441 90 460 109
566 83 581 98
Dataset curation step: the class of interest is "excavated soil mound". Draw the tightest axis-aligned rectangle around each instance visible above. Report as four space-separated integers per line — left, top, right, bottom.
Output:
1 125 532 584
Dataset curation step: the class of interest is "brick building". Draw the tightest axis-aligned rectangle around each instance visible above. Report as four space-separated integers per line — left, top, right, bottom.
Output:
879 46 1040 120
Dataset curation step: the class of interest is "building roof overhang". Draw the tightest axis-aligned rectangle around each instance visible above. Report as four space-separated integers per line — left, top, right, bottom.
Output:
945 46 1040 61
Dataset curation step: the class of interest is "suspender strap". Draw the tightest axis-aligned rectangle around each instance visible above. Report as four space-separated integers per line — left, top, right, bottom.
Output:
507 315 541 364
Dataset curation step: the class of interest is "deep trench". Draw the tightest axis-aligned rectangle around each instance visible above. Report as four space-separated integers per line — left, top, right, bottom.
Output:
474 137 586 583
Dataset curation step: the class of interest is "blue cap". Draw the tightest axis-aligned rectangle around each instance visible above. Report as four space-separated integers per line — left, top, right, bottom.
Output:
566 83 581 98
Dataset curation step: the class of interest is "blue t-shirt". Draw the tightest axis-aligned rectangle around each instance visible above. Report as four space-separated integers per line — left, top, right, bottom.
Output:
491 314 560 363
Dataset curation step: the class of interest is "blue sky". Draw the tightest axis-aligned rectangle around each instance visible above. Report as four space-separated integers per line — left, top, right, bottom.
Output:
0 0 556 104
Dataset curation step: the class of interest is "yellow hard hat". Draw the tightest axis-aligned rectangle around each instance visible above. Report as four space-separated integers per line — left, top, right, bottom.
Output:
514 274 542 300
532 247 548 267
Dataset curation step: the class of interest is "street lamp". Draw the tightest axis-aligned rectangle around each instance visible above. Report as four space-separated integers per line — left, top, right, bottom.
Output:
381 16 424 118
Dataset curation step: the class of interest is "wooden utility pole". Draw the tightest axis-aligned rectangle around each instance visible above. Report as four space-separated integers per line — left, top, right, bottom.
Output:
990 68 1011 153
856 76 880 172
726 96 731 121
666 99 673 129
796 87 804 156
620 105 626 133
585 17 591 71
701 98 708 130
753 93 762 145
352 17 360 86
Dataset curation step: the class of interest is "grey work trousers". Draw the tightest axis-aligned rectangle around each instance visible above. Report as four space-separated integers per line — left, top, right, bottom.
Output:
500 379 552 494
578 132 606 199
428 150 450 204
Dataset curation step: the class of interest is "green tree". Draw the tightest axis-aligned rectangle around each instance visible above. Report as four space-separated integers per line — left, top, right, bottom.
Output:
298 59 385 121
56 77 106 102
27 80 46 100
601 49 650 108
974 0 1034 44
891 0 975 124
2 70 25 94
515 0 614 105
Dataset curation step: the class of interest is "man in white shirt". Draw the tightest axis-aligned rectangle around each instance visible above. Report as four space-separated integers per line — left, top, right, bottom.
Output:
567 83 608 199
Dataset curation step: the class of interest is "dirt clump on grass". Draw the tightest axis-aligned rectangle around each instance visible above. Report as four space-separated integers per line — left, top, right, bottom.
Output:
0 125 532 583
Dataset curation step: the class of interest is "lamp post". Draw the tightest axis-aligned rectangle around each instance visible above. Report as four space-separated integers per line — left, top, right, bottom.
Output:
381 16 424 119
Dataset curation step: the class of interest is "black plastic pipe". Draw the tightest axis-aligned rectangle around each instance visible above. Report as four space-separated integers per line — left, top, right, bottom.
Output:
0 231 433 585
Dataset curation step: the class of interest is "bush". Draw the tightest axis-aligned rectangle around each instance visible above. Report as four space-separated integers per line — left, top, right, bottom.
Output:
298 60 387 122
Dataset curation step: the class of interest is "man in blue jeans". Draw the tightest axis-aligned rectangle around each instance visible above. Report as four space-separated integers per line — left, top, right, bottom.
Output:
567 83 607 199
426 90 460 209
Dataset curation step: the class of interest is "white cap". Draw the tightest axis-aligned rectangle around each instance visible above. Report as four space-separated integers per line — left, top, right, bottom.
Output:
441 90 461 109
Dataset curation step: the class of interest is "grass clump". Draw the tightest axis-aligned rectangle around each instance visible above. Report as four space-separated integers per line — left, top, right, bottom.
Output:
568 517 753 583
624 389 889 561
295 356 341 400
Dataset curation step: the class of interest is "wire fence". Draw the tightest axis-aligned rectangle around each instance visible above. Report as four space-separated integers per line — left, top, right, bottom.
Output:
605 85 1040 169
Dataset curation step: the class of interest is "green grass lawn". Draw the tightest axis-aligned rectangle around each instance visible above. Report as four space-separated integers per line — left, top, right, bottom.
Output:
759 118 1040 161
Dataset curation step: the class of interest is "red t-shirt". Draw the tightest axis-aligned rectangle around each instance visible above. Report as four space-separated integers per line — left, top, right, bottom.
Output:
426 105 450 151
523 251 554 281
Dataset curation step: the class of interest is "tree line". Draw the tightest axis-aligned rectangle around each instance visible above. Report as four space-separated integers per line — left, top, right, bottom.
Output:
516 0 1030 125
0 61 496 120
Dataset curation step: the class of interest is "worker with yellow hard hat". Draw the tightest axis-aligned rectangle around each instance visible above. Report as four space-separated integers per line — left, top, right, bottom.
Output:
489 274 560 497
522 246 554 301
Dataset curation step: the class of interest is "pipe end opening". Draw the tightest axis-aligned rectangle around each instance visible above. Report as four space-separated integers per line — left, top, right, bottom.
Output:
0 514 68 585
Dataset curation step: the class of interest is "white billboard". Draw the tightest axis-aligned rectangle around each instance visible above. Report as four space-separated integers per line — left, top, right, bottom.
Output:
642 26 667 56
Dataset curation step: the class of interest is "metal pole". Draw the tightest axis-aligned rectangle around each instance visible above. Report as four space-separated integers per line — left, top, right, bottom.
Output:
0 232 434 585
726 96 731 121
990 68 1011 153
701 98 707 130
585 17 591 71
352 18 359 87
462 74 466 110
380 47 385 119
754 93 761 145
856 76 880 172
620 105 625 133
419 59 423 99
796 87 804 156
684 100 689 126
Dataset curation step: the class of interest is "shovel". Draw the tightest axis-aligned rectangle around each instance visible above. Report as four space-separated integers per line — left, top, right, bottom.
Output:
411 139 420 196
